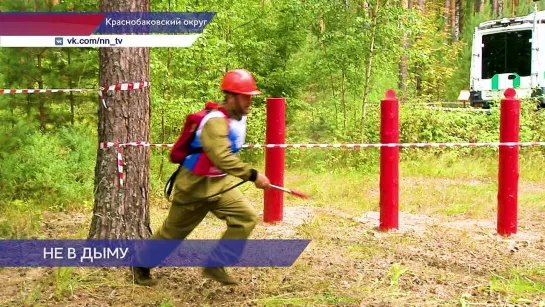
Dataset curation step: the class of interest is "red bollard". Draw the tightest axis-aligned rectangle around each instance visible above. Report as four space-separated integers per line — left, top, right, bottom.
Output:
264 97 286 223
497 88 520 236
379 89 400 231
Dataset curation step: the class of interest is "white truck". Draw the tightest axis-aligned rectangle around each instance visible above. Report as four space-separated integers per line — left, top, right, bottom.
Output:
469 6 545 108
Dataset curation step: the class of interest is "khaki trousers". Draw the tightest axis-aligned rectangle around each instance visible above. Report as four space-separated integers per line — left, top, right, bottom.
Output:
154 187 257 240
147 187 258 267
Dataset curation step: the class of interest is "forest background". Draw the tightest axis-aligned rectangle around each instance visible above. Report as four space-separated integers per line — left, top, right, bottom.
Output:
1 0 545 236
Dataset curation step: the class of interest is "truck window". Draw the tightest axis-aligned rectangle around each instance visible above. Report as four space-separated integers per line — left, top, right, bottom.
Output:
481 30 532 79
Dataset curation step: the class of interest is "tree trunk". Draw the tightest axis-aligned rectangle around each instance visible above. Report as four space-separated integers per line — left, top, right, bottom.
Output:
444 0 451 36
159 48 171 181
361 0 380 142
360 0 368 17
89 0 152 240
319 26 338 125
491 0 498 17
319 13 337 107
225 15 230 72
498 0 503 17
475 0 484 14
452 0 461 41
70 91 74 125
398 59 409 98
37 50 47 132
341 4 349 130
418 0 425 11
68 48 75 126
512 0 518 15
415 0 425 96
27 94 31 118
159 0 172 182
10 97 15 128
450 0 456 38
459 0 464 36
399 0 409 100
341 68 346 129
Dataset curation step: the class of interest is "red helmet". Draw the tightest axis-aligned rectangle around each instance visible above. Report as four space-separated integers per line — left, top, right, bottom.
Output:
220 69 262 95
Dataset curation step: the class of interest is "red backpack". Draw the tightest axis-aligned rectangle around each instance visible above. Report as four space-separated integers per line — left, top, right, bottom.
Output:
164 101 219 199
169 101 219 163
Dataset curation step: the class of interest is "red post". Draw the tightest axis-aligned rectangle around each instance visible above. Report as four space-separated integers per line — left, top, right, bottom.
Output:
497 88 520 236
379 89 399 231
264 97 286 223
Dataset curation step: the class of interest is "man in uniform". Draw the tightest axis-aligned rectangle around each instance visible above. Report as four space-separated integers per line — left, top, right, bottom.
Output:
132 69 271 286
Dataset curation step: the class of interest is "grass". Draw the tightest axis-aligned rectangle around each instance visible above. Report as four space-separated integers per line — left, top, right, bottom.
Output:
455 266 545 305
401 149 545 181
53 267 76 300
256 293 360 306
20 282 42 306
1 152 545 306
271 150 545 220
348 244 381 260
0 200 43 239
490 266 545 297
387 263 409 288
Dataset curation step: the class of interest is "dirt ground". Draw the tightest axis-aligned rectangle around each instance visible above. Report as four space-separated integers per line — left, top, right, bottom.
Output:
2 205 545 306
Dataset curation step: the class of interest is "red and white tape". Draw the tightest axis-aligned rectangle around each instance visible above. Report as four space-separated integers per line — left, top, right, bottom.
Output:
101 141 545 188
426 106 490 112
117 147 124 187
99 81 151 92
0 82 151 109
242 142 545 148
99 141 171 149
98 81 151 108
0 89 95 94
100 141 545 149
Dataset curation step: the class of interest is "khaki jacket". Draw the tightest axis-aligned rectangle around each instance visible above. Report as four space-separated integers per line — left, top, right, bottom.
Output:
172 113 255 206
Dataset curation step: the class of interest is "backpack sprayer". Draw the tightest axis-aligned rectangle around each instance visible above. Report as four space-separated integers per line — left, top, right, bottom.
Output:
164 102 310 205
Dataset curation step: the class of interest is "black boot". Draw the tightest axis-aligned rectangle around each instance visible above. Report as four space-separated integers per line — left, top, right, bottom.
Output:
131 267 158 286
202 267 239 285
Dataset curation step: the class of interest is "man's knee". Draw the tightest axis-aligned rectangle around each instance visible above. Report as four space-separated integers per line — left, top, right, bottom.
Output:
151 221 177 240
152 205 208 240
244 205 258 230
222 201 258 237
238 200 259 236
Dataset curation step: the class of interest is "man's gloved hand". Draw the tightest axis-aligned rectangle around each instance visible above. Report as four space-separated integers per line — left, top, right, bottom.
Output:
254 173 271 190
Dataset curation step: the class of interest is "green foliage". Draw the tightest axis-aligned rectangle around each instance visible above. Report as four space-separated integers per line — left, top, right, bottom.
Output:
1 0 545 211
0 0 99 131
0 199 42 239
0 122 96 211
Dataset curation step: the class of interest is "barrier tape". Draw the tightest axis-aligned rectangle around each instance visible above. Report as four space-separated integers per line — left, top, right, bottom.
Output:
0 82 151 109
0 89 95 94
99 81 151 92
103 140 545 188
426 106 490 112
117 147 124 187
100 141 545 150
243 142 545 148
98 81 151 108
102 141 545 188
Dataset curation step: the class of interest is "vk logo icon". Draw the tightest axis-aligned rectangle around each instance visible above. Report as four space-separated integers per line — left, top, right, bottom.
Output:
55 37 63 46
